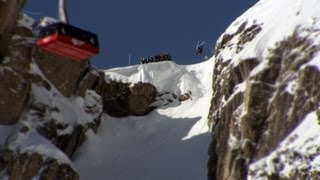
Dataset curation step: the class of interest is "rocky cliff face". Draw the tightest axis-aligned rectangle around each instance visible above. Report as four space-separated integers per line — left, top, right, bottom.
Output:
0 0 25 56
207 0 320 179
5 0 320 179
0 3 160 179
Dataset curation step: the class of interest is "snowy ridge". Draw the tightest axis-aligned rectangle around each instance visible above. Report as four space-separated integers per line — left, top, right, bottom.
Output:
217 0 320 66
104 60 213 99
74 59 214 179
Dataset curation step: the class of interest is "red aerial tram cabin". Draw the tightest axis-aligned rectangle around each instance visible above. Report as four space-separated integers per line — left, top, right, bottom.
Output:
36 22 99 61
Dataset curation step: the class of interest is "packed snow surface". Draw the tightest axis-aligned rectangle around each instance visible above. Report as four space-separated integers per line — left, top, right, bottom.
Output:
74 59 214 179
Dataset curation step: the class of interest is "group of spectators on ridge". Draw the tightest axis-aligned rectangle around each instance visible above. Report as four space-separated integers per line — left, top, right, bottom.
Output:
140 53 172 64
138 41 207 64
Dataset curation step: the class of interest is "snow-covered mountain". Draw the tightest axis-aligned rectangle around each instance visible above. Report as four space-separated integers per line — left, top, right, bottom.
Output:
2 0 320 179
207 0 320 179
0 1 214 179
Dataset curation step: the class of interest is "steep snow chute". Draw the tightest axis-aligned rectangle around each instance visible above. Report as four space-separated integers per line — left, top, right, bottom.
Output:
36 0 99 61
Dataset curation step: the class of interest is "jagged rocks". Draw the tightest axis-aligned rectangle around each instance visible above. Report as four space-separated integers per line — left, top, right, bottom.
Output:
0 150 79 180
248 111 320 179
0 141 79 180
0 27 33 125
214 21 262 56
0 6 106 179
103 81 158 117
26 86 103 158
35 118 101 158
0 68 30 125
77 70 106 97
207 16 320 180
0 150 44 180
0 130 79 180
0 0 26 56
33 49 90 97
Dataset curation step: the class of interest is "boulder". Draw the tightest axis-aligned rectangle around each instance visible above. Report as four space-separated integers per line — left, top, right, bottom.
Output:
179 91 192 101
33 49 90 97
103 81 158 117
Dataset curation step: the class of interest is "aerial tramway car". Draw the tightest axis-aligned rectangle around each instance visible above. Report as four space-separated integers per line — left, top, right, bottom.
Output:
36 21 99 61
36 0 99 61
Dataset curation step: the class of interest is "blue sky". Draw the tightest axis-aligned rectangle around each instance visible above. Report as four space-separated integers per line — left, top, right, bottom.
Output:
25 0 257 69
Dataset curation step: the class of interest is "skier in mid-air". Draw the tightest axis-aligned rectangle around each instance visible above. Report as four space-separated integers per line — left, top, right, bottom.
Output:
196 41 206 55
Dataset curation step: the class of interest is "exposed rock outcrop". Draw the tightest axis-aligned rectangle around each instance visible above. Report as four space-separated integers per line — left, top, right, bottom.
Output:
207 3 320 180
33 49 90 97
0 5 161 178
0 0 26 56
0 11 104 178
0 2 31 125
28 88 102 158
103 81 158 117
0 68 30 125
0 149 79 180
179 91 192 101
0 26 32 125
0 128 80 180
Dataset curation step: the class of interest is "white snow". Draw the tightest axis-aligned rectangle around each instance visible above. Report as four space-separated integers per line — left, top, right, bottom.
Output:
17 13 36 31
73 59 214 179
285 80 297 95
217 0 320 71
308 53 320 70
27 84 102 127
39 16 60 27
103 60 212 99
0 123 22 148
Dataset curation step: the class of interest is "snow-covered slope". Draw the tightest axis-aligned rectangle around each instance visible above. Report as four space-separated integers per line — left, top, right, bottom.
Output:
218 0 320 65
73 59 214 179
